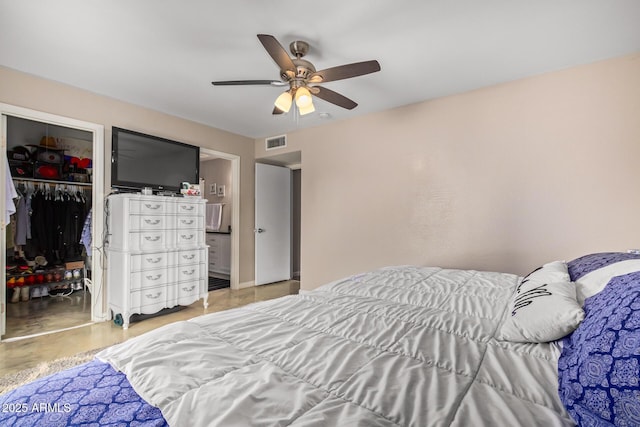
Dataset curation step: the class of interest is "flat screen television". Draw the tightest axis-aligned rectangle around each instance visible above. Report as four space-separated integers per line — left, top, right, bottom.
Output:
111 127 199 193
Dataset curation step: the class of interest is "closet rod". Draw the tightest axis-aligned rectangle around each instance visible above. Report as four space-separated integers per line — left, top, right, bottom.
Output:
12 177 92 188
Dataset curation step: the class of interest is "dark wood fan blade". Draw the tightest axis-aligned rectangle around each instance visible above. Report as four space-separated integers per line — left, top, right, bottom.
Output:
272 106 285 115
312 86 358 110
211 80 284 86
308 60 380 83
257 34 296 73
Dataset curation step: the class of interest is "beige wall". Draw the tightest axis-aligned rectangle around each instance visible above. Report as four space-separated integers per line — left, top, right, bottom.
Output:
0 66 256 284
256 53 640 290
200 158 233 232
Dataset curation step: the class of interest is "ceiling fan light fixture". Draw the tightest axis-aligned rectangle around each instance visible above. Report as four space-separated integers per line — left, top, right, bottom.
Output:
294 86 313 108
298 101 315 116
274 90 292 113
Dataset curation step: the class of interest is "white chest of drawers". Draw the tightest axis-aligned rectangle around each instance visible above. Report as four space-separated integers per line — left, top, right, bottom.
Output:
106 194 209 329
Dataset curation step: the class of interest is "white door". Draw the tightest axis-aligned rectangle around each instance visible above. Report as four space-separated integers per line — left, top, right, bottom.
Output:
255 163 291 286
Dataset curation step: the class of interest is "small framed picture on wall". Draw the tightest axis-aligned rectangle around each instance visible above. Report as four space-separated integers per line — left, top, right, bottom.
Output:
217 185 226 197
210 183 217 195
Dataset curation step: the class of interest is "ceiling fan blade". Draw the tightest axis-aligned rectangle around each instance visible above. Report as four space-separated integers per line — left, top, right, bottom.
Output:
272 106 285 115
308 60 380 83
311 86 358 110
211 80 286 86
257 34 296 74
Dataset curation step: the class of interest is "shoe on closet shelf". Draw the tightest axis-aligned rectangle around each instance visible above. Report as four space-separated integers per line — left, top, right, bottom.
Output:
20 286 30 302
31 287 41 298
40 285 49 297
10 288 20 303
50 285 73 297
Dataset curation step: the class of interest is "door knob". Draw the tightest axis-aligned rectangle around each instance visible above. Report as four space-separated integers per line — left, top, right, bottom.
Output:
255 228 265 233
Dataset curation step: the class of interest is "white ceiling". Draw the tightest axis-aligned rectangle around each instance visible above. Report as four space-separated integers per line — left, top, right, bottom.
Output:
1 1 639 139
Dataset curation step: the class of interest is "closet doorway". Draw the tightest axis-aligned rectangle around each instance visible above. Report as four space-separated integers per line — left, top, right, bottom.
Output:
0 104 105 341
199 148 240 290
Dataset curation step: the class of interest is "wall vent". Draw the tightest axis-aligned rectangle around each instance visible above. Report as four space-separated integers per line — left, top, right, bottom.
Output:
265 135 287 150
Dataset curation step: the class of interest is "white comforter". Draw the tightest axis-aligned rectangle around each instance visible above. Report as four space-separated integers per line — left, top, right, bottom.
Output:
98 266 574 426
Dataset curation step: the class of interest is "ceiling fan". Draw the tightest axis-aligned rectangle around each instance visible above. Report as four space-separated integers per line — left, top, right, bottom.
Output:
211 34 381 116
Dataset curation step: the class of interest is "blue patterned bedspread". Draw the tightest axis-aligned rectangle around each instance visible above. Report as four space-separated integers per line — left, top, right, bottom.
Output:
0 359 167 426
559 253 640 426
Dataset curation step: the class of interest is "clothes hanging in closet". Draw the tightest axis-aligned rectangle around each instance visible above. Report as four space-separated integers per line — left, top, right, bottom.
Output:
27 185 89 264
80 209 92 254
13 194 29 246
5 157 17 224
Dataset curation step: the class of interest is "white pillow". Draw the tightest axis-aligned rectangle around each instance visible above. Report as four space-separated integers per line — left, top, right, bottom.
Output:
497 261 584 343
575 259 640 305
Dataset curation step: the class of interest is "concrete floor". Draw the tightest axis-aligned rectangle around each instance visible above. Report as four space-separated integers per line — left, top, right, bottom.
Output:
0 280 300 376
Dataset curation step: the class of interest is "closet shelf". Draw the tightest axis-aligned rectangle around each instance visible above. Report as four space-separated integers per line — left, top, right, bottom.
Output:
12 177 92 187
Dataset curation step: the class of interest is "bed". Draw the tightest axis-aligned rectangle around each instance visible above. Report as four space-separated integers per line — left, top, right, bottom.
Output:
1 252 638 426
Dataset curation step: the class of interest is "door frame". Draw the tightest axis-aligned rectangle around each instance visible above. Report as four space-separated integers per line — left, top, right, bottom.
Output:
199 148 241 290
0 103 106 340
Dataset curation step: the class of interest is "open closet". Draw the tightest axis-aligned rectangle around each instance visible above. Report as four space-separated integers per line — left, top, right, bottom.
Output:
3 113 99 339
199 155 232 291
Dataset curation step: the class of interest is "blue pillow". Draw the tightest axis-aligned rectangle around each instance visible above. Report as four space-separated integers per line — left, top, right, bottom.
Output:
567 252 640 281
558 270 640 426
567 252 640 305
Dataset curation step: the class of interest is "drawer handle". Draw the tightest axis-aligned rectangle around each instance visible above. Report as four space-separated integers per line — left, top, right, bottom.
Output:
144 204 161 210
182 285 196 292
182 269 195 276
182 254 195 260
145 274 162 281
144 218 161 225
180 205 195 211
145 257 162 264
180 219 194 225
145 292 162 299
181 234 194 240
144 236 161 242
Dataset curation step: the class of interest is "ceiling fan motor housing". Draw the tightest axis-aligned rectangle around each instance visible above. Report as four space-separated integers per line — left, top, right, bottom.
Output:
294 58 315 80
276 41 315 83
